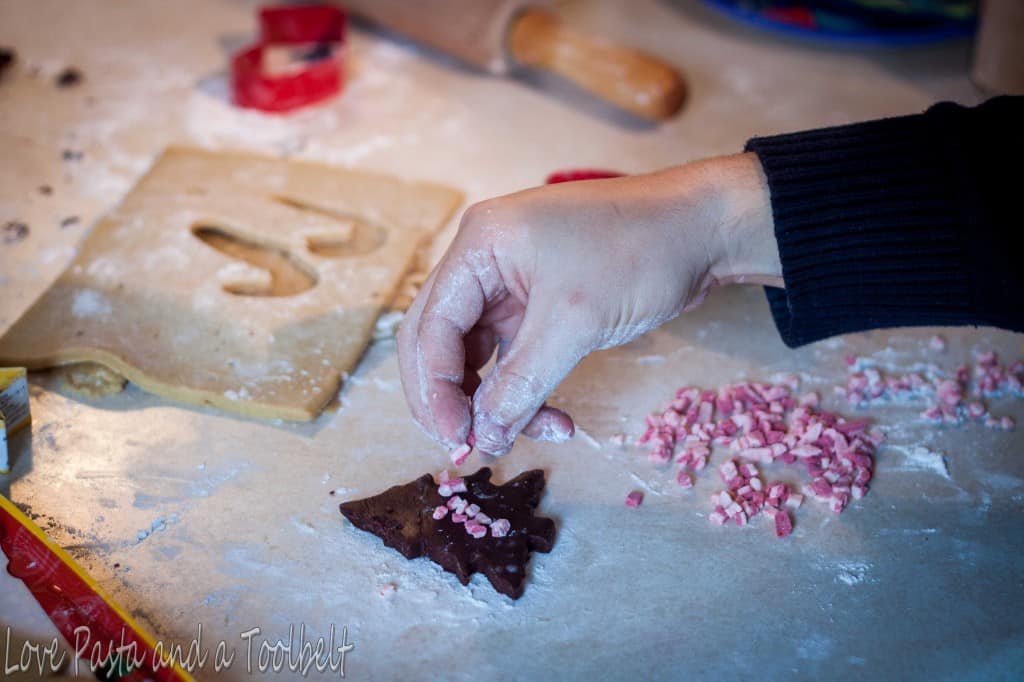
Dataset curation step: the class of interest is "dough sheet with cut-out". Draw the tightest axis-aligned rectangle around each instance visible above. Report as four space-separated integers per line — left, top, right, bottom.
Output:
0 147 462 420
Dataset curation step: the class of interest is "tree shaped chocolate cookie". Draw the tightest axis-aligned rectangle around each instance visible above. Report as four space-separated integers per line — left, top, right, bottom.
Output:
339 468 555 599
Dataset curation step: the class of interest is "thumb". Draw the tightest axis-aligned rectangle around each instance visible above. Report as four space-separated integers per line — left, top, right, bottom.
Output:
471 307 589 457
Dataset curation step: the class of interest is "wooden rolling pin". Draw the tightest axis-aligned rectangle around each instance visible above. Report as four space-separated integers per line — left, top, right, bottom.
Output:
338 0 686 120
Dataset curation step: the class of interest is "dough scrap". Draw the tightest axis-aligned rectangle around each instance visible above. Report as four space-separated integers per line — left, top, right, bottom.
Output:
58 362 128 398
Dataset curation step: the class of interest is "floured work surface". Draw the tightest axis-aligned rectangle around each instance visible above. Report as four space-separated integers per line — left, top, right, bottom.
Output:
0 147 462 420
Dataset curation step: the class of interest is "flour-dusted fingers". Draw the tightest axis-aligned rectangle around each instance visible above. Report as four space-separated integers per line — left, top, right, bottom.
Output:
413 255 492 449
397 266 445 440
471 306 589 456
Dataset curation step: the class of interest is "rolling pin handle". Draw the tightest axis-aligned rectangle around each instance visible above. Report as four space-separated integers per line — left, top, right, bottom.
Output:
507 8 686 121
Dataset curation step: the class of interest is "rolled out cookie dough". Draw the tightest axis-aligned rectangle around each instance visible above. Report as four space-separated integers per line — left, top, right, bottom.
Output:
0 147 462 420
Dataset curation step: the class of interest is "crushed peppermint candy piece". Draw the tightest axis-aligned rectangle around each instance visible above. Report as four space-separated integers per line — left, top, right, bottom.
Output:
624 490 644 508
798 391 820 407
986 415 1016 430
438 470 468 494
432 506 449 520
490 518 511 537
773 510 793 538
449 443 472 466
464 521 488 538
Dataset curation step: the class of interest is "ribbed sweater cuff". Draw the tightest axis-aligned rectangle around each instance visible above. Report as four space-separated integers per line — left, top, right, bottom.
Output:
745 111 974 348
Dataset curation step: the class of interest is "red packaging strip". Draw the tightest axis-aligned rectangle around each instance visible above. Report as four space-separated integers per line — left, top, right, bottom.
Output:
0 494 194 681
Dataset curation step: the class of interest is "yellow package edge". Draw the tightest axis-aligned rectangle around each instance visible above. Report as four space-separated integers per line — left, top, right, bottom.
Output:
0 368 31 474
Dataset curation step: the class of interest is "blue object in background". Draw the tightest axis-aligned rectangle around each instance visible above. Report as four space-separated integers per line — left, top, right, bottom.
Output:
699 0 977 45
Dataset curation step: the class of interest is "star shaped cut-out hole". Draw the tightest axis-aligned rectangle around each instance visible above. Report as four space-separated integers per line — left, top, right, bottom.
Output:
339 468 555 599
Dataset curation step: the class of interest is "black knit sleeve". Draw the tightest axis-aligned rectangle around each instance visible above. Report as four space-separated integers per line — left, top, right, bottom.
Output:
744 96 1024 348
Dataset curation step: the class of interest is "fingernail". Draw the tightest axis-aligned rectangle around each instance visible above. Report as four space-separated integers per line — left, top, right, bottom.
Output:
472 420 512 457
534 421 573 443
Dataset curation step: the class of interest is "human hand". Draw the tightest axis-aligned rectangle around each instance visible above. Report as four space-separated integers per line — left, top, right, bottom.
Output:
397 153 780 457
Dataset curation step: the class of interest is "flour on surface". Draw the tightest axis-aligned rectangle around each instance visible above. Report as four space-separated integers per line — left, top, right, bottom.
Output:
835 560 871 586
71 289 112 318
887 444 951 479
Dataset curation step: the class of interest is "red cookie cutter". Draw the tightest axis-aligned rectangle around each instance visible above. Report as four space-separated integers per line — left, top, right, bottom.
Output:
545 169 625 184
231 5 346 113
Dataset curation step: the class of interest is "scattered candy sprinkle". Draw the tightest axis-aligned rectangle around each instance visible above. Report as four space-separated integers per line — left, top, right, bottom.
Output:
843 351 1021 429
624 490 644 508
634 347 1021 538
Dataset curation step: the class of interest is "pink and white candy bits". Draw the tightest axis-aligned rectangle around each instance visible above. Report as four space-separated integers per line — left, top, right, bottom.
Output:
449 443 472 467
437 470 468 498
635 346 1020 539
639 377 884 538
625 490 644 508
435 471 505 541
773 509 793 538
464 521 488 539
843 351 1021 429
